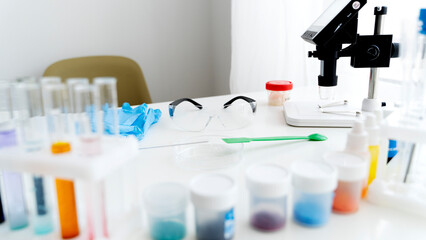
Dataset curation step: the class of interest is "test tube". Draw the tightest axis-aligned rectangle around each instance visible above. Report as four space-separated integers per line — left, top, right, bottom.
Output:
44 83 80 238
0 191 4 224
67 78 89 113
13 82 54 234
74 84 102 155
94 77 118 135
0 82 29 230
74 84 109 239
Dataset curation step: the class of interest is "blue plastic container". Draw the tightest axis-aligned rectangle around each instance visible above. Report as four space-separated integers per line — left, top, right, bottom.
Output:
291 160 337 227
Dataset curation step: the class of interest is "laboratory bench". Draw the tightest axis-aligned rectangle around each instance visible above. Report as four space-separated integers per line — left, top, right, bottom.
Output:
0 89 425 240
131 90 426 240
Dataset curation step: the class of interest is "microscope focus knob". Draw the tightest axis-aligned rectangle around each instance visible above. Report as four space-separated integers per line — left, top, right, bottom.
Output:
308 51 317 58
391 43 400 58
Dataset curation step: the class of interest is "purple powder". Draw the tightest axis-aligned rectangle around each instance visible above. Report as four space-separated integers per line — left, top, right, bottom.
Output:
0 129 17 147
250 211 285 231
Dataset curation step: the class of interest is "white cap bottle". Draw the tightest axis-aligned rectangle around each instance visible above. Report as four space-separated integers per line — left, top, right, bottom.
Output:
344 120 371 161
364 113 380 146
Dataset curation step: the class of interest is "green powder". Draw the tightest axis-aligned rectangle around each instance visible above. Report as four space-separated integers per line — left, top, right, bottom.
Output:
150 220 186 240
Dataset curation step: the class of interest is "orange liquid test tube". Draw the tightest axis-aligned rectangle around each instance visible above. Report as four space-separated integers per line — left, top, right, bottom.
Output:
52 142 80 239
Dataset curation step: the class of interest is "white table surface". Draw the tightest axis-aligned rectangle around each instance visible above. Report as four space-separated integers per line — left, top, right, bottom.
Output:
130 90 426 240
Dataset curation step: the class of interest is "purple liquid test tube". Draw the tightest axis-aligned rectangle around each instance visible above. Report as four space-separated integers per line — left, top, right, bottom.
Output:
1 129 29 230
0 82 29 230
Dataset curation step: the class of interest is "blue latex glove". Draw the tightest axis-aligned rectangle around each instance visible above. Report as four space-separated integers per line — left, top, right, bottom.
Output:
104 103 162 140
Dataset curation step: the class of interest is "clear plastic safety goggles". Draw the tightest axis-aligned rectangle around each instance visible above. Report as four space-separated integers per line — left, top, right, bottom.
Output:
169 96 257 131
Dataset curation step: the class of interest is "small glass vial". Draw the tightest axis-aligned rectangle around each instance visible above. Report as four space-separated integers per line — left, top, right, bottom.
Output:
324 152 368 213
291 160 337 227
144 182 188 240
190 173 237 240
265 80 293 106
245 163 290 232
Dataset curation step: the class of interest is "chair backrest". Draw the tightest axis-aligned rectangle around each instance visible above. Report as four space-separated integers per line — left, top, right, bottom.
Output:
43 56 152 106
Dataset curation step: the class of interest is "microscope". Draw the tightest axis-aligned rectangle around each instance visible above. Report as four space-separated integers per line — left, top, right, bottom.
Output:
284 0 399 127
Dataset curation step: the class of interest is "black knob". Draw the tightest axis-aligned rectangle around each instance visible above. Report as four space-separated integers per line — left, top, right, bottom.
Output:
391 43 399 58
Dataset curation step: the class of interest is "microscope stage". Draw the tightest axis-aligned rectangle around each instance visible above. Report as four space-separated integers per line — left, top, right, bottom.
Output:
283 100 361 127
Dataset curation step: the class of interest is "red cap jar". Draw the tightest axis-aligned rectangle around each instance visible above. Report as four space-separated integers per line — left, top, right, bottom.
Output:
265 81 293 106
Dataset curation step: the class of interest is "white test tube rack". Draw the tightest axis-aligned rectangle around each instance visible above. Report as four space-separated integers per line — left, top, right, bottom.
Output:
367 111 426 218
0 135 140 240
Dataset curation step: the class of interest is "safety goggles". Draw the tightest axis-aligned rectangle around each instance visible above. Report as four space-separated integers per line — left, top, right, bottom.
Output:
169 96 257 131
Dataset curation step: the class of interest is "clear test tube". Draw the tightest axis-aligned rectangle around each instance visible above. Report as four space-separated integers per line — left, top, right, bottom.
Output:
74 84 109 239
13 82 54 235
94 77 118 135
67 78 89 113
43 83 80 238
13 82 45 151
73 84 102 155
39 77 61 115
0 81 29 230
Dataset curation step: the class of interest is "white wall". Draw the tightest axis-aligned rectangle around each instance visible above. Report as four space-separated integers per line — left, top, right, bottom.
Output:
0 0 231 103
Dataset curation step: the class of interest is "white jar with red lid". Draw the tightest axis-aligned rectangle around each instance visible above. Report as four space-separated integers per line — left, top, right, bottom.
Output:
265 81 293 106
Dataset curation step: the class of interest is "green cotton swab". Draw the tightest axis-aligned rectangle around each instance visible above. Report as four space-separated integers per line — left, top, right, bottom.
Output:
222 133 328 144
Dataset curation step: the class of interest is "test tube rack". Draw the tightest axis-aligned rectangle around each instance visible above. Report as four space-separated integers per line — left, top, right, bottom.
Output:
367 112 426 218
0 136 140 240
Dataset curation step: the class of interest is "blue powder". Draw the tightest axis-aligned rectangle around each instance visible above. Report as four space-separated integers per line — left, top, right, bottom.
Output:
293 201 330 227
150 220 186 240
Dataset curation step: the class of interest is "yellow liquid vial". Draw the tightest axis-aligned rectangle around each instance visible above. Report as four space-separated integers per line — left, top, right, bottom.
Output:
367 145 379 185
362 145 379 198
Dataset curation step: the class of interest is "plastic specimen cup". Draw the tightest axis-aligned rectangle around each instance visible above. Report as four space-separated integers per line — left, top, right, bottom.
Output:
245 163 290 231
144 182 188 240
43 83 80 238
291 160 337 227
190 173 237 240
324 151 369 213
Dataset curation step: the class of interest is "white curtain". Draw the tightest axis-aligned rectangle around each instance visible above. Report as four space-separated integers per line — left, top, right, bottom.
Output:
230 0 332 94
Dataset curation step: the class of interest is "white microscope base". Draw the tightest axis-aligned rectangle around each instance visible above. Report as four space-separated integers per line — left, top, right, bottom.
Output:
283 100 360 127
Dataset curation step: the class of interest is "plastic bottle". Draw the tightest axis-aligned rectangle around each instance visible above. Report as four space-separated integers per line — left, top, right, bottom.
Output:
343 120 371 198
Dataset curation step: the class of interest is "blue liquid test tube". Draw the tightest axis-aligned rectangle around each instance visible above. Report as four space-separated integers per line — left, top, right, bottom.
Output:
32 175 54 235
0 82 29 230
13 82 54 234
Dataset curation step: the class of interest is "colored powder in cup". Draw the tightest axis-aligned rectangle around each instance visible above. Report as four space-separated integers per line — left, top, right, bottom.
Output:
151 220 186 240
293 201 329 227
0 129 17 147
250 211 285 231
196 221 230 240
333 191 358 213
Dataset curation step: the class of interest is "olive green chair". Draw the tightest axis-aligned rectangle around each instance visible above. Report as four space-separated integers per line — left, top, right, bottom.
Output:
43 56 152 106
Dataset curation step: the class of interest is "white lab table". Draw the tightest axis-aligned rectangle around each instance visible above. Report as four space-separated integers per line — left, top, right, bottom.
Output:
130 91 426 240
